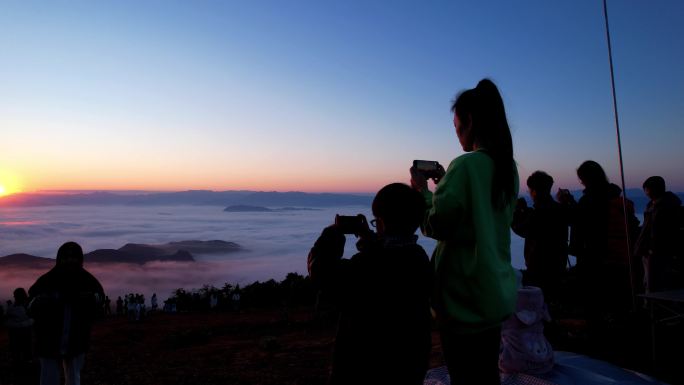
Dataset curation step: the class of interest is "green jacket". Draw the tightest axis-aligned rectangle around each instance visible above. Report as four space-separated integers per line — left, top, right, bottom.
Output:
421 150 518 333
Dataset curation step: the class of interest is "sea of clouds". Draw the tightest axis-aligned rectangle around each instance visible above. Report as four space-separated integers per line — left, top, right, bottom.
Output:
0 205 526 303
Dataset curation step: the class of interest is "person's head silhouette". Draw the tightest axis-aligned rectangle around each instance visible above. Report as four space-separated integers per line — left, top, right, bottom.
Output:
372 183 425 237
527 171 554 202
13 287 28 306
56 241 84 268
577 160 608 190
642 176 666 200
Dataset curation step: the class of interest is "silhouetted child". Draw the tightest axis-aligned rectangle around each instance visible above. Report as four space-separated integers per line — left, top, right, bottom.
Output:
308 183 431 385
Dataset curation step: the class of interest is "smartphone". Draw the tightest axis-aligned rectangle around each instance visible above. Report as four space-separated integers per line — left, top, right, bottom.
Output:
335 214 364 235
413 160 443 179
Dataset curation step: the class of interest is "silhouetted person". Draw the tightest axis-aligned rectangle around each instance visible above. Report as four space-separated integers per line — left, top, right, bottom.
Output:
634 176 682 293
308 183 432 385
135 294 145 321
564 161 639 317
512 171 570 301
410 79 518 385
151 293 158 312
231 286 241 312
103 296 111 316
126 294 135 321
28 241 105 385
115 296 123 316
5 288 34 367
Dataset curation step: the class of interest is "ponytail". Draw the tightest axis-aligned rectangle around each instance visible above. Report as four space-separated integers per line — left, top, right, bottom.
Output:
452 79 516 209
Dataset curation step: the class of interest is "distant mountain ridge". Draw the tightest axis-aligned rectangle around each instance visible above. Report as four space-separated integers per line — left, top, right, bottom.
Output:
223 205 321 212
4 189 680 213
0 190 373 207
0 254 54 269
0 240 242 267
224 205 274 212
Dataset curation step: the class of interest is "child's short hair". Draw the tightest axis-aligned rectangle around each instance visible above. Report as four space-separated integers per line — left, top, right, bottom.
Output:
372 183 426 235
527 171 554 196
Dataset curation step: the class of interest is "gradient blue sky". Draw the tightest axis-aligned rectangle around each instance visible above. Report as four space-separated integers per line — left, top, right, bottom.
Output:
1 0 683 193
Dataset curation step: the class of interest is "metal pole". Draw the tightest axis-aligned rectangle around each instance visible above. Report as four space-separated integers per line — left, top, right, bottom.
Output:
603 0 636 310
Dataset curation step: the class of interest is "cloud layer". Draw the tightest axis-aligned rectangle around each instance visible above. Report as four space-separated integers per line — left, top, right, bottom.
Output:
0 205 526 303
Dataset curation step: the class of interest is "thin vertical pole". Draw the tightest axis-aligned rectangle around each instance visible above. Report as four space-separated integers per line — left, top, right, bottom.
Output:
603 0 636 310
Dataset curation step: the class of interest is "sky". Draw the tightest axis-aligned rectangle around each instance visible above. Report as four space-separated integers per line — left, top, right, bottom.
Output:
1 0 683 194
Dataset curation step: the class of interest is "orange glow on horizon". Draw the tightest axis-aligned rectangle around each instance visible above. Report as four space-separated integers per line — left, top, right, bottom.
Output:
19 182 381 195
11 165 401 194
16 177 385 195
0 170 24 196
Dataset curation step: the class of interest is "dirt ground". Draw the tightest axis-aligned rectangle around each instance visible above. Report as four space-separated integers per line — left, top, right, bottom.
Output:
1 307 680 385
0 308 444 385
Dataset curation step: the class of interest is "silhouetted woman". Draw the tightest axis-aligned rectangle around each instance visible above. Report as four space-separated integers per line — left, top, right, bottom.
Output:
29 242 105 385
411 79 518 385
569 160 638 317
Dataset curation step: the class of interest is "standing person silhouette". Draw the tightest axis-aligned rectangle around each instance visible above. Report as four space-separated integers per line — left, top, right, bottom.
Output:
411 78 518 385
635 176 682 293
28 242 105 385
115 296 123 316
564 160 639 317
5 287 34 369
512 171 571 303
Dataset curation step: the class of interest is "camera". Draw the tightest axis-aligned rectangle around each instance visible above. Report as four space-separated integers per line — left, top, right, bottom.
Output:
413 160 444 179
335 214 366 235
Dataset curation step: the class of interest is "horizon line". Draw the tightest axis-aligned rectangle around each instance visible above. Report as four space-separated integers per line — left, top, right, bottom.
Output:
2 188 378 196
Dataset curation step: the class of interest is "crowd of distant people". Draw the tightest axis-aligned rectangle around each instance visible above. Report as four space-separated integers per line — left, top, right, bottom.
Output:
2 78 683 385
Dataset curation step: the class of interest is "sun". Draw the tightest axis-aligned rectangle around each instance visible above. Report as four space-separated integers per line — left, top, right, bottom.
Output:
0 170 24 197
